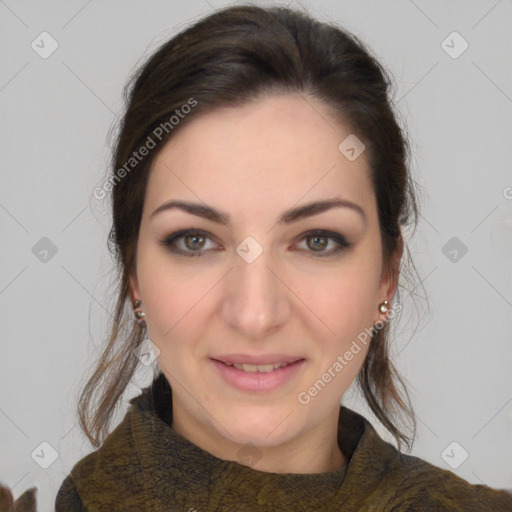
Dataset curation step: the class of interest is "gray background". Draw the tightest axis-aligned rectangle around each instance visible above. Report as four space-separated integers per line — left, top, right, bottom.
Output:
1 0 511 509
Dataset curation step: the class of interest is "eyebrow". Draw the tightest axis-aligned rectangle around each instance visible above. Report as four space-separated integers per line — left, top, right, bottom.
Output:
150 197 366 226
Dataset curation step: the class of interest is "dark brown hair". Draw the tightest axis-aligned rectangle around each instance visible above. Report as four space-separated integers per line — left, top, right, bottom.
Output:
81 4 424 452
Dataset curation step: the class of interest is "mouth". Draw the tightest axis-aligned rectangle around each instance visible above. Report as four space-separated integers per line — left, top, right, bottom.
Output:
211 354 305 373
210 355 306 392
214 360 301 373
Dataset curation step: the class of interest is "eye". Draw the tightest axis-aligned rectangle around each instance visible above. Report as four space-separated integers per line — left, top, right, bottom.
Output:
160 229 351 258
160 229 218 258
295 230 351 257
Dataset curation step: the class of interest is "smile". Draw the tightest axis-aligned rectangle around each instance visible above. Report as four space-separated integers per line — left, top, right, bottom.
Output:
211 357 305 392
222 361 293 372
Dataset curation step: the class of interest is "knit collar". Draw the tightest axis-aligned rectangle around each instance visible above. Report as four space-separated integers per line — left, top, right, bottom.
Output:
126 372 401 510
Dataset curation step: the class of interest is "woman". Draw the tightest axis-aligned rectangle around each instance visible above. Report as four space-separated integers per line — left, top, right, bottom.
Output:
54 4 512 511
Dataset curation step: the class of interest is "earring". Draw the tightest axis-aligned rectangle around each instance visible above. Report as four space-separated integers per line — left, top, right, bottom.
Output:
378 300 389 313
133 299 146 325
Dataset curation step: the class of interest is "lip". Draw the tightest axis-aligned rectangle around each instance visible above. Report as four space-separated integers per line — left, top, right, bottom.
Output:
211 357 305 392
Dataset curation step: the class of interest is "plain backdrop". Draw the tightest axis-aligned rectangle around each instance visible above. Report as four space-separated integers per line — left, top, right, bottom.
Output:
1 0 511 509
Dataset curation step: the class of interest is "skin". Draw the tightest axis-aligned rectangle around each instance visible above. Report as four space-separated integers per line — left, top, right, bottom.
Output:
129 92 402 474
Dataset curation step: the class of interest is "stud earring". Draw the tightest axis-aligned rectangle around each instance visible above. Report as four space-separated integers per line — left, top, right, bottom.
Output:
378 300 389 313
133 299 146 325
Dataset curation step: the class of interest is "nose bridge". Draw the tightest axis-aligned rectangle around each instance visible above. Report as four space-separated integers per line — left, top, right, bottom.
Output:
224 236 288 336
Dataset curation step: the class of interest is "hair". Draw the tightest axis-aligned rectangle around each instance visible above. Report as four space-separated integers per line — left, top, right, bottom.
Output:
80 3 426 453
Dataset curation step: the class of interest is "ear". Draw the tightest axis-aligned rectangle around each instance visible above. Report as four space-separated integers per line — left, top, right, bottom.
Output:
128 271 141 305
374 234 403 323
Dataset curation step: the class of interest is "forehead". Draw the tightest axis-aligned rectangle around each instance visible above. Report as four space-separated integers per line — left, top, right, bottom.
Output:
145 93 375 220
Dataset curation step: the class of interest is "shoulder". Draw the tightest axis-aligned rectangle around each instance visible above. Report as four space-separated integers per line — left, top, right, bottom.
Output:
384 450 512 511
342 409 512 511
55 408 143 510
55 474 84 511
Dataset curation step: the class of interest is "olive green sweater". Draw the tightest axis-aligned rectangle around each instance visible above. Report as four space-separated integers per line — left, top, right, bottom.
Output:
56 373 512 511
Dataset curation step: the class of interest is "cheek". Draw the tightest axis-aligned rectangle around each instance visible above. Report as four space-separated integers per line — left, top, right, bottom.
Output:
135 244 189 337
306 275 377 388
142 277 202 341
300 262 380 328
136 248 222 357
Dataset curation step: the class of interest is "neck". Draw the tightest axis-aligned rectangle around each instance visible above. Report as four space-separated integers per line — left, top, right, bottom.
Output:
171 403 347 474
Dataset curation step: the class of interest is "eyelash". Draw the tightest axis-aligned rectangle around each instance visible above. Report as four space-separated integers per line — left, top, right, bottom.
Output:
159 229 351 258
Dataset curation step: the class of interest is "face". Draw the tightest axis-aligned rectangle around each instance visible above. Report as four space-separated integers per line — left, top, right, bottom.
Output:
129 93 399 465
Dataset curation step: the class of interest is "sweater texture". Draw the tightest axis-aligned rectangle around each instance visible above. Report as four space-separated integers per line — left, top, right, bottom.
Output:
56 372 512 511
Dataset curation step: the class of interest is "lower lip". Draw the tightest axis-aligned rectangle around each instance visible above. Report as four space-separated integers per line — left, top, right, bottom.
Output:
211 359 305 392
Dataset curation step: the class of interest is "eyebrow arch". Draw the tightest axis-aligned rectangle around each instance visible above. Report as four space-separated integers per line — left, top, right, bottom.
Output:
150 198 366 226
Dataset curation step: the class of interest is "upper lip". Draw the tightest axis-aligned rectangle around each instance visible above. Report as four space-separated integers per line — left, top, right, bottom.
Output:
212 354 305 365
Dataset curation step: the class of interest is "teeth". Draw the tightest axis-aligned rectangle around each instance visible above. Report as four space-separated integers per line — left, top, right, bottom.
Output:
230 362 290 372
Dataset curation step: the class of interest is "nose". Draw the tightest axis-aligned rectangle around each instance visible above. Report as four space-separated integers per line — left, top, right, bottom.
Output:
221 243 290 340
